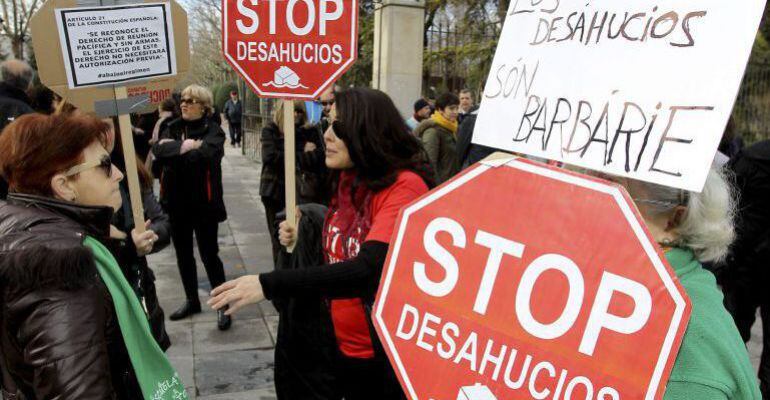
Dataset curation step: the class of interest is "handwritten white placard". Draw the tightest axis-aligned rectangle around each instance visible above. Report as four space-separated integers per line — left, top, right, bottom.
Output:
473 0 765 191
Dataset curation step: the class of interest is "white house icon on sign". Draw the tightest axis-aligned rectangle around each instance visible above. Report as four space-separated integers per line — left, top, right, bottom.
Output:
456 383 497 400
263 66 309 89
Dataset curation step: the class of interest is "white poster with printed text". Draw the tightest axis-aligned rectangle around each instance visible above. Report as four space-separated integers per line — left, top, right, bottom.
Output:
473 0 765 191
55 2 176 88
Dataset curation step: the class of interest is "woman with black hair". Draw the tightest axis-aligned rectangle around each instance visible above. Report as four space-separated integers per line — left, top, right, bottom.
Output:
209 87 435 399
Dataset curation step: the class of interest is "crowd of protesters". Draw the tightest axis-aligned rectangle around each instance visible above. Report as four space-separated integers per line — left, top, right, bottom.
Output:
0 52 769 400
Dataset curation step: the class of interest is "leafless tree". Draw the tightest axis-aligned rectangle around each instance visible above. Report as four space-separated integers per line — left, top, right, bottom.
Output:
179 0 237 88
1 0 40 59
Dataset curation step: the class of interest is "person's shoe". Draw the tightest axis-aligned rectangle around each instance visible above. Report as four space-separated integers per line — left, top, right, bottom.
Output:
169 300 201 321
217 306 232 331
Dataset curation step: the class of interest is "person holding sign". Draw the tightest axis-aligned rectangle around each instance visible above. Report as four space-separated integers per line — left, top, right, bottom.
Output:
259 100 326 267
151 85 230 330
616 168 760 399
0 114 187 399
209 88 435 399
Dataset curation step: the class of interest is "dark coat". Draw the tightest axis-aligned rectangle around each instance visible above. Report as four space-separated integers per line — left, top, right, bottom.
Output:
130 111 159 161
152 117 227 223
455 111 501 170
274 204 339 399
223 99 243 124
729 140 770 259
260 122 327 204
414 119 460 184
0 194 141 399
107 183 171 351
0 83 33 200
0 82 33 130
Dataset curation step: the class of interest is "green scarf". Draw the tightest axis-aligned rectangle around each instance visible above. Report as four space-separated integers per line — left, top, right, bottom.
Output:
84 236 188 400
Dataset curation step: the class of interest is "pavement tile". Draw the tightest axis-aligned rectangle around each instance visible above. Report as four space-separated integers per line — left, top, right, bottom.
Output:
259 301 278 317
197 388 276 400
167 355 195 391
265 316 279 346
165 321 194 358
195 349 275 396
193 318 273 354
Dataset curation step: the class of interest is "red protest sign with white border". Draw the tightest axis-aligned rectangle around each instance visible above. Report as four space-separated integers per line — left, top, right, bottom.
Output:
222 0 358 100
373 157 691 400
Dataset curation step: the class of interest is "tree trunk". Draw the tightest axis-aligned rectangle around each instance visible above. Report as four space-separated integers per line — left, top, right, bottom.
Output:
498 0 509 24
12 36 23 59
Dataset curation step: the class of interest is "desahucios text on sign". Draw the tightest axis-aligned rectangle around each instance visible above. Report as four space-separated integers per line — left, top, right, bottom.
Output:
473 0 765 192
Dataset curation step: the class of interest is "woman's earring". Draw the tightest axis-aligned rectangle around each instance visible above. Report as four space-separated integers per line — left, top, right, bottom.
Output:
659 238 674 247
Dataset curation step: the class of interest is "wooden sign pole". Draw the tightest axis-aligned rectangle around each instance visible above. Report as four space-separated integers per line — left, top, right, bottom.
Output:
283 99 297 253
115 86 146 234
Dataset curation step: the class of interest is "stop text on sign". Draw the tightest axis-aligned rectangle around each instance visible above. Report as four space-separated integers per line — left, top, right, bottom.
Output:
234 0 345 65
410 217 652 356
393 216 652 399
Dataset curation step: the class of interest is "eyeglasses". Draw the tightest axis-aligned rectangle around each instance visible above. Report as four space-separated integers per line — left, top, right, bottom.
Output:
331 120 346 139
180 98 201 105
64 155 113 178
634 191 690 208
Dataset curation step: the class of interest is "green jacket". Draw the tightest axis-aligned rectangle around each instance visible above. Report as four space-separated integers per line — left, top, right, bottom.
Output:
664 248 760 399
415 119 460 184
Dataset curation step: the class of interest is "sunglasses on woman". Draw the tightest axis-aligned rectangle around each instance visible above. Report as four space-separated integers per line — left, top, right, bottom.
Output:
63 155 113 178
180 98 201 105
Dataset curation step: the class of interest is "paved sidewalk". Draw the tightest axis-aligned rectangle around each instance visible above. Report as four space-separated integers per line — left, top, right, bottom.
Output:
148 144 278 399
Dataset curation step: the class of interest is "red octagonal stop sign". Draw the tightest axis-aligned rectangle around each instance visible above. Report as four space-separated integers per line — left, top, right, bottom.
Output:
222 0 358 99
373 157 692 400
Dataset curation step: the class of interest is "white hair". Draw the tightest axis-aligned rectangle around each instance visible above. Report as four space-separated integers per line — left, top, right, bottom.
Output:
634 167 737 263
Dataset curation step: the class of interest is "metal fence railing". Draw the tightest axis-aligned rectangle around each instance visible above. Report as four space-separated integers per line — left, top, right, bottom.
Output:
423 24 498 96
240 80 276 163
732 61 770 145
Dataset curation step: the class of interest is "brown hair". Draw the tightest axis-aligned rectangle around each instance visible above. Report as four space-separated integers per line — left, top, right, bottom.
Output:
0 113 109 196
109 116 153 189
273 100 308 131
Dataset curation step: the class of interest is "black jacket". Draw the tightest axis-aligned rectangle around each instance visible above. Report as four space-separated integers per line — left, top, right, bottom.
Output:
0 83 33 200
260 122 327 204
729 140 770 259
223 99 243 124
0 83 33 131
455 110 500 170
107 183 171 351
152 117 227 222
273 204 339 399
0 194 141 399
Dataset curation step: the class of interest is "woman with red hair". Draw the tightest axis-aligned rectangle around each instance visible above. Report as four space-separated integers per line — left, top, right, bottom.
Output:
0 114 186 399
